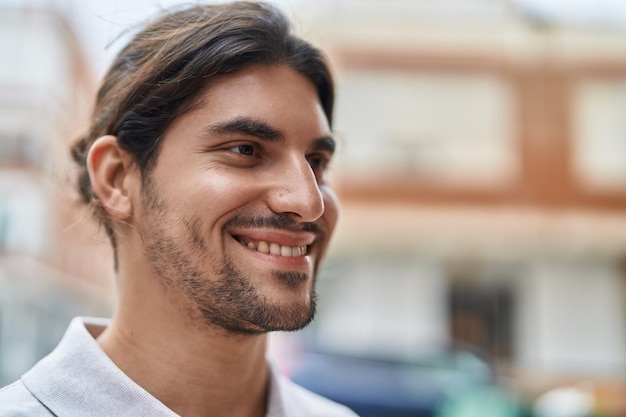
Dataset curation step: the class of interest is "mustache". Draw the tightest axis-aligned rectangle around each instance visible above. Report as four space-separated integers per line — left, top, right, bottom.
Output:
222 214 324 235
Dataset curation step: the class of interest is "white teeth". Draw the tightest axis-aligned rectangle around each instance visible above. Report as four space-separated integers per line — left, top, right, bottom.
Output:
244 240 307 257
269 243 281 255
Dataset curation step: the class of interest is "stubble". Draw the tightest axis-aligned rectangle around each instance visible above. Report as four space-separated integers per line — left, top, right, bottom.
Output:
137 176 317 335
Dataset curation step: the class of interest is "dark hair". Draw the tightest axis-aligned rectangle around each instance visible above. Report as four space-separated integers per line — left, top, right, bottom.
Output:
71 1 335 250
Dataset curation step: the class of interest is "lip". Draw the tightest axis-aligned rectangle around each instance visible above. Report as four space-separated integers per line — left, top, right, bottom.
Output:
229 229 317 247
228 230 317 268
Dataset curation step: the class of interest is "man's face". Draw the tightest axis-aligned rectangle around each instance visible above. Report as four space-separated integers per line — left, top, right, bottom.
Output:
133 64 339 334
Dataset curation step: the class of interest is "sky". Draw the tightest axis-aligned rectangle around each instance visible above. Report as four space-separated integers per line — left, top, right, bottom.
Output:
513 0 626 26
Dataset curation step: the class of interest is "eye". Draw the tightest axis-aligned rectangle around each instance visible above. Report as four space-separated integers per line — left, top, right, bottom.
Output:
230 144 256 156
307 154 331 173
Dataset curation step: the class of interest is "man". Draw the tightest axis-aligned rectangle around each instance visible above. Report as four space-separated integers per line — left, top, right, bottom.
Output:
0 2 357 416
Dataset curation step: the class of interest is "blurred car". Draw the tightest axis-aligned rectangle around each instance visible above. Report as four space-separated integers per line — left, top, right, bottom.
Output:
289 348 505 417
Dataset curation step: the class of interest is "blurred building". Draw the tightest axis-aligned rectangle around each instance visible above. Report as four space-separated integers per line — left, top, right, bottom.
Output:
289 0 626 414
0 6 113 385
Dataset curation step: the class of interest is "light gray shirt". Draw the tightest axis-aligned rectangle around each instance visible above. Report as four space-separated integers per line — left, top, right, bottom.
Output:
0 317 358 417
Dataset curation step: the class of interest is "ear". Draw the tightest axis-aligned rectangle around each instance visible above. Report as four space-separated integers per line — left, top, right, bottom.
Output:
87 135 136 222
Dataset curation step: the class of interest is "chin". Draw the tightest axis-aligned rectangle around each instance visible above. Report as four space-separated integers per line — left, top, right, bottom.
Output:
200 293 317 335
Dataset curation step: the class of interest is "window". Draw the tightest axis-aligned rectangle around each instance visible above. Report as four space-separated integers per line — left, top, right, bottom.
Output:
571 77 626 191
333 69 519 188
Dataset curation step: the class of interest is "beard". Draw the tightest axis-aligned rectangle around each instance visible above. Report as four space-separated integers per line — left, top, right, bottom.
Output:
137 177 318 335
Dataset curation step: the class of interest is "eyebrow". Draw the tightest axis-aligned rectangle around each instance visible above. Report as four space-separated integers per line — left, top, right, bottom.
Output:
204 117 285 142
311 136 336 154
203 116 336 153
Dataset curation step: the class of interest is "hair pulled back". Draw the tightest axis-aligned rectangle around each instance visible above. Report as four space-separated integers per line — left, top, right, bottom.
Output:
71 1 334 249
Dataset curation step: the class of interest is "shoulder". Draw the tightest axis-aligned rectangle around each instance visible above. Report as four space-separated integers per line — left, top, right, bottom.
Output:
0 380 53 416
275 373 359 417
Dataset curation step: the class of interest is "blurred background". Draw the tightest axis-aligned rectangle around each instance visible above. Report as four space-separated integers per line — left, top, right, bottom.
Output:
2 0 626 416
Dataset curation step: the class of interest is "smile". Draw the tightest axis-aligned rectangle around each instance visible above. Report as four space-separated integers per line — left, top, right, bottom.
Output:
247 240 307 257
234 236 308 257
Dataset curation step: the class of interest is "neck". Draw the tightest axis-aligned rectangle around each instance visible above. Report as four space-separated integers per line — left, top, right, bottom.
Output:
97 266 270 417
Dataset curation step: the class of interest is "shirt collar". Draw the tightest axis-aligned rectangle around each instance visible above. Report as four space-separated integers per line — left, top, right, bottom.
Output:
21 317 295 417
22 317 178 417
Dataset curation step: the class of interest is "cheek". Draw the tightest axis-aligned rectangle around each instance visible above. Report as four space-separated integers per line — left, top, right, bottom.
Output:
190 169 263 212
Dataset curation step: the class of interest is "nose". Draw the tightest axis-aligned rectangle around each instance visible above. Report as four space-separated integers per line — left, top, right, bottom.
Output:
266 156 325 222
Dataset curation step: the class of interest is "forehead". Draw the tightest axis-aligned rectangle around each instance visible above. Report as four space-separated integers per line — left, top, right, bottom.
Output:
175 64 331 138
